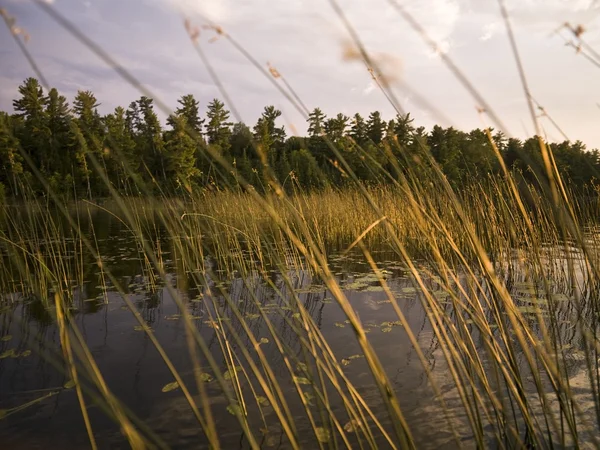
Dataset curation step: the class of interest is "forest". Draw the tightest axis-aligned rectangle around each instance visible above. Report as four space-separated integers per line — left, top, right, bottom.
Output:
1 77 599 200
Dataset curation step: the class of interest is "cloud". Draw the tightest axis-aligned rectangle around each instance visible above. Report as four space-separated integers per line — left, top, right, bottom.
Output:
362 81 376 96
480 22 501 41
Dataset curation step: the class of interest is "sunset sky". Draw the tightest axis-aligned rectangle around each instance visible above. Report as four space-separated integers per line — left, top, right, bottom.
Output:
2 0 600 146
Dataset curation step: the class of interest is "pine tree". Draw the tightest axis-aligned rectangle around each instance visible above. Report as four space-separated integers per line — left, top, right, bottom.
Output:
164 115 199 192
205 99 232 153
349 113 368 146
0 113 24 195
45 88 72 176
104 106 137 191
168 94 204 137
307 108 326 137
12 78 49 175
366 111 385 145
136 96 166 185
324 113 349 142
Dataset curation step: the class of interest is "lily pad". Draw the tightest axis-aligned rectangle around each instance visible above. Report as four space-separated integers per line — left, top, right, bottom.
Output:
161 381 180 393
0 349 16 359
227 403 242 416
224 366 243 381
294 376 311 385
315 427 331 443
256 396 270 407
199 373 213 383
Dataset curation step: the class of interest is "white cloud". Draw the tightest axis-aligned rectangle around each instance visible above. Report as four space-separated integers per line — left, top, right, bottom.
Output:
362 81 376 96
480 22 501 41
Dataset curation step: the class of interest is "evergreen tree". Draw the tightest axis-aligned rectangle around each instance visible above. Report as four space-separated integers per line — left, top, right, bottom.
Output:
45 88 72 175
12 78 49 174
205 99 232 154
136 96 166 185
168 94 204 137
349 113 368 146
307 108 326 137
104 106 137 191
164 115 199 192
366 111 385 145
0 112 24 195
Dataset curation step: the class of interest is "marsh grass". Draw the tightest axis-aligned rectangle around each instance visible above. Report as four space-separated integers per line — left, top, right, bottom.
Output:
2 1 600 448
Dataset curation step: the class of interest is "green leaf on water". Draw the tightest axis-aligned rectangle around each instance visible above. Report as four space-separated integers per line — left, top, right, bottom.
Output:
256 396 270 407
294 376 311 385
19 350 31 358
259 337 269 345
64 380 76 389
302 391 315 406
227 403 242 416
296 362 308 372
344 419 361 433
381 326 392 333
292 312 301 319
1 335 12 342
161 381 179 393
224 366 243 380
315 427 331 443
199 373 213 383
334 322 346 328
0 349 16 359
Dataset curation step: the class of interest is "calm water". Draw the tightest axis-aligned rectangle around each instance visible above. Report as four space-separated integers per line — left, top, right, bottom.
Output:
0 209 597 449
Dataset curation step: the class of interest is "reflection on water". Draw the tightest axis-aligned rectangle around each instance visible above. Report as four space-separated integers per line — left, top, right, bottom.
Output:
0 210 598 449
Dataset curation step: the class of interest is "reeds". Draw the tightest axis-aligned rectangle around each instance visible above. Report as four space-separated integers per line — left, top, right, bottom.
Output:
2 1 600 448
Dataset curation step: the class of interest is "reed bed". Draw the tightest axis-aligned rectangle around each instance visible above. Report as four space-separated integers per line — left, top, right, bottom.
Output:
1 1 600 449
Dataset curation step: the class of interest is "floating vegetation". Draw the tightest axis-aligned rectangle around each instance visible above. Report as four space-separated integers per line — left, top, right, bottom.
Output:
161 382 180 393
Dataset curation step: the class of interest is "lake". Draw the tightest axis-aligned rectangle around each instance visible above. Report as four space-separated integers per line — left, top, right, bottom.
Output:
0 207 597 449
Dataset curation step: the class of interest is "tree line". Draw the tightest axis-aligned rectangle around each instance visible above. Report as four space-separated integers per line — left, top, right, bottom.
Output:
1 77 599 200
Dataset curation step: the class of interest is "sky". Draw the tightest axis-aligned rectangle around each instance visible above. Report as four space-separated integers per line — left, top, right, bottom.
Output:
2 0 600 147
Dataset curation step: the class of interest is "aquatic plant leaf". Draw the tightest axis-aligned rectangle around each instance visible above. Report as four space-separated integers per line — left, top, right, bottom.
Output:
315 427 331 443
257 396 270 407
224 366 243 380
344 419 361 433
19 350 31 358
161 381 180 393
0 335 12 342
227 404 242 416
64 380 76 389
296 362 308 372
199 373 213 383
259 337 269 344
0 349 16 359
302 391 315 406
292 313 301 319
381 326 392 333
294 376 311 385
334 322 346 328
